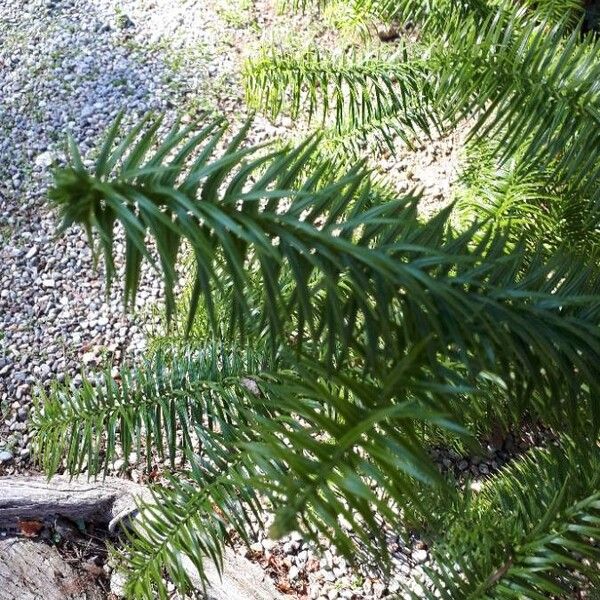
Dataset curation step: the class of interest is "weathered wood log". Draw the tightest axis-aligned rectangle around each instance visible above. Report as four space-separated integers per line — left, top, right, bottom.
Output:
0 474 149 532
0 475 285 599
184 551 286 600
0 538 104 600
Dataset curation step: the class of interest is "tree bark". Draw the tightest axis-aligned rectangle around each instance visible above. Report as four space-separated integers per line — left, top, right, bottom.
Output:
0 538 105 600
0 474 148 533
0 475 284 599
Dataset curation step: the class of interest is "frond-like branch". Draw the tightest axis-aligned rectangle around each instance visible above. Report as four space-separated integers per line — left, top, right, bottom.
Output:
436 9 600 200
352 0 580 30
244 45 437 141
48 115 600 434
118 351 468 590
242 354 468 567
32 344 273 476
40 112 600 599
321 92 438 156
455 139 600 254
410 438 600 598
122 431 268 599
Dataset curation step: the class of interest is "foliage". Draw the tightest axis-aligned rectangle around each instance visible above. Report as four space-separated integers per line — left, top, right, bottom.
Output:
245 0 600 249
411 437 600 598
32 0 600 598
455 139 600 254
32 343 274 476
244 45 438 153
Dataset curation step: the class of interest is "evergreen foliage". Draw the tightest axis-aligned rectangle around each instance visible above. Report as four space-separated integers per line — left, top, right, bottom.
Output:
33 0 600 598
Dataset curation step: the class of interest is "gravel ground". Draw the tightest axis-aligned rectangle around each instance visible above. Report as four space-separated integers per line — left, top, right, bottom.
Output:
0 0 272 467
0 1 482 598
0 0 172 471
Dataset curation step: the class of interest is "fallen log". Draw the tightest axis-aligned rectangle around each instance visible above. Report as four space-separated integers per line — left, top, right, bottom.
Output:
183 551 287 600
0 538 105 600
0 475 285 599
0 474 148 533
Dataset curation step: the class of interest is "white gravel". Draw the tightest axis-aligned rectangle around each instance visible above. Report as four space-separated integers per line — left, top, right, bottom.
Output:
0 0 186 472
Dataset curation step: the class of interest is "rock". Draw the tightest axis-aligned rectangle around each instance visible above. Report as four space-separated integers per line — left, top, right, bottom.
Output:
296 549 309 567
116 14 135 29
288 565 299 580
110 569 128 597
333 566 346 578
112 458 125 471
413 549 428 564
80 105 94 119
33 151 56 169
0 450 14 464
241 377 260 396
377 23 400 41
82 351 98 365
290 531 303 542
261 538 276 551
283 539 300 554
